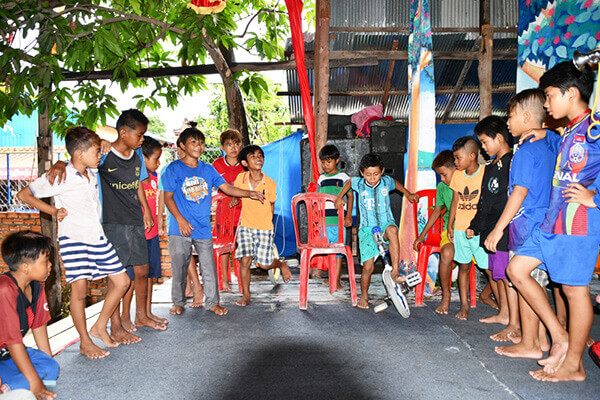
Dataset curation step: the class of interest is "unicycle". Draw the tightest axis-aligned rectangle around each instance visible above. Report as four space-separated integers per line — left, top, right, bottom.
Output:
267 246 281 286
371 226 422 318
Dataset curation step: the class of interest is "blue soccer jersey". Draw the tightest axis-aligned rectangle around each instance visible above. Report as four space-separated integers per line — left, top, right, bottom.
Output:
351 175 395 228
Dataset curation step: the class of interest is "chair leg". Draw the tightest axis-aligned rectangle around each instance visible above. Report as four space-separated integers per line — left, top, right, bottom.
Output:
345 246 357 307
328 254 337 294
470 261 477 308
215 251 223 291
414 247 432 306
232 252 242 294
299 250 310 310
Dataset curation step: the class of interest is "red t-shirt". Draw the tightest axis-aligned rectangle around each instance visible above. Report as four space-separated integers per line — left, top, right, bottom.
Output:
0 274 50 351
213 157 244 224
142 172 159 239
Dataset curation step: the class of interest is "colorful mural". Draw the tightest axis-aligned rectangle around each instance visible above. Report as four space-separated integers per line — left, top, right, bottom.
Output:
517 0 600 91
398 0 437 275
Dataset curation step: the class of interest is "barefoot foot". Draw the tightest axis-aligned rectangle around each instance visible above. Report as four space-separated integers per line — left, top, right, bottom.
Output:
480 295 499 310
490 326 521 342
121 319 137 332
135 316 167 330
538 342 568 373
357 296 369 309
209 305 228 315
236 296 250 306
455 306 469 320
79 340 110 359
435 296 451 315
530 363 586 382
221 283 232 292
110 329 141 345
479 313 509 325
279 261 292 283
495 343 543 359
169 305 184 315
89 324 119 348
148 313 168 325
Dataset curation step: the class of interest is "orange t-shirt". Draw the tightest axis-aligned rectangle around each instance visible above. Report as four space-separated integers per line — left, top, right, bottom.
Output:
234 172 277 231
449 164 484 231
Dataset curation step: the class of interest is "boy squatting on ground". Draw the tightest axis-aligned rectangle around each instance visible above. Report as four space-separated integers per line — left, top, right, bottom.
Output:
468 116 515 336
448 136 499 321
17 127 131 360
507 61 600 382
161 125 265 315
0 231 60 400
48 109 166 344
413 150 456 315
212 129 245 292
316 144 353 290
335 153 419 309
234 145 292 306
485 89 554 359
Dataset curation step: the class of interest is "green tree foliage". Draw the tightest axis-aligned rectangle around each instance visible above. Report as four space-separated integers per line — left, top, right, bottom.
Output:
196 75 291 147
148 115 167 136
0 0 296 136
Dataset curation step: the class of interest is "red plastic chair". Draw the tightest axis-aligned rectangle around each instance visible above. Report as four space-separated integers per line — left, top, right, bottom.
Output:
413 189 476 308
291 193 358 310
212 193 242 293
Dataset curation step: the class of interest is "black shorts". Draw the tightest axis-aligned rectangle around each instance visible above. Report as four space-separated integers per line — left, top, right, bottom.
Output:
103 223 149 269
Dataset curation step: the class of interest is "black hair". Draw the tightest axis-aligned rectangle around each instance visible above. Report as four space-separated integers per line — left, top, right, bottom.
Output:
452 136 479 155
116 109 149 131
432 150 455 170
1 231 52 272
238 144 264 171
178 122 205 147
142 136 162 158
358 153 384 172
319 144 340 161
539 61 595 104
65 126 101 157
474 115 512 145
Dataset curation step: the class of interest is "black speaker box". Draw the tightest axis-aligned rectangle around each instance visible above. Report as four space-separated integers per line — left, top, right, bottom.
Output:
327 114 356 139
370 120 407 154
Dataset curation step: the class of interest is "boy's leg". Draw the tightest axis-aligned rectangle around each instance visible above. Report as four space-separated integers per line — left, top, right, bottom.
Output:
193 239 227 315
90 272 130 350
69 279 109 359
109 278 141 344
168 235 192 315
188 256 204 308
221 253 232 292
358 258 375 309
120 278 136 332
481 251 510 325
131 263 165 329
436 242 454 314
480 274 508 324
531 284 592 382
490 281 521 341
479 282 498 309
455 262 471 320
383 225 400 282
0 349 59 390
237 256 253 306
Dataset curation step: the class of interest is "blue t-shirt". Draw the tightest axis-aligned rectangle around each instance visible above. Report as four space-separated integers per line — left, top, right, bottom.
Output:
540 114 600 236
351 175 395 228
508 135 554 250
161 159 226 239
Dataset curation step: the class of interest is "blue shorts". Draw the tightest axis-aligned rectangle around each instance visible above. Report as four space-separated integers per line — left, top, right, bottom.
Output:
326 225 346 258
453 230 489 269
146 236 162 279
358 221 396 264
516 227 600 286
0 348 59 390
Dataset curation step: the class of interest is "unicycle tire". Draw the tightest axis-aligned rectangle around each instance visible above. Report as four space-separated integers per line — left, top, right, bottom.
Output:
268 246 281 286
382 266 411 318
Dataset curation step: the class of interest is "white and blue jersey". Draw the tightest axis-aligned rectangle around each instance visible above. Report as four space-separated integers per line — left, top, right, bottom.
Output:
351 175 395 228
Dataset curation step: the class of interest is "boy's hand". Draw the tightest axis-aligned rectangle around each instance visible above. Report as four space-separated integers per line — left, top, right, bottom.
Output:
158 218 165 236
46 161 67 185
100 139 111 154
484 227 502 253
248 191 265 203
55 207 68 222
519 128 547 144
413 236 424 252
465 228 474 239
229 198 239 208
564 183 597 208
334 198 345 210
344 214 353 228
143 212 155 232
447 226 454 243
407 192 419 203
30 381 57 399
177 218 194 237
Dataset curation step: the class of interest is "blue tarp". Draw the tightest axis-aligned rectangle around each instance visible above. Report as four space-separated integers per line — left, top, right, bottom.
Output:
262 130 303 257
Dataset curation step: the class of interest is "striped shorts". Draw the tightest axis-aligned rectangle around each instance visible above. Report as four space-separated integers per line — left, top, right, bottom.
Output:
58 236 126 283
235 226 275 266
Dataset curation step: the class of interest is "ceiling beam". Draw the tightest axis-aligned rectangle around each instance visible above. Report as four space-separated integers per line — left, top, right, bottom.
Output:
277 85 516 97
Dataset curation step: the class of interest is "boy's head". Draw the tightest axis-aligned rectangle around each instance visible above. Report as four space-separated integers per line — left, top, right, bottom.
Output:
142 136 162 173
178 122 205 158
238 144 264 171
65 126 102 168
506 89 546 137
1 231 52 280
219 129 243 161
538 61 595 120
452 136 479 171
359 153 384 187
431 150 456 186
116 109 148 150
319 144 341 175
474 115 511 158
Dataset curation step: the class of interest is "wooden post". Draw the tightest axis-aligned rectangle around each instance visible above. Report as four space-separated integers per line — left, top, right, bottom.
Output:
382 40 399 114
478 0 493 119
37 106 62 320
314 0 330 174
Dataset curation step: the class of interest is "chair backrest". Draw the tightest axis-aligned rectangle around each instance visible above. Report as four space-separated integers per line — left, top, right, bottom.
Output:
212 193 240 245
412 189 445 242
291 192 345 249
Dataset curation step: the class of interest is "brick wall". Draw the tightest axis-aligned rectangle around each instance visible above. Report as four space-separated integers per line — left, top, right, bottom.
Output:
0 212 173 306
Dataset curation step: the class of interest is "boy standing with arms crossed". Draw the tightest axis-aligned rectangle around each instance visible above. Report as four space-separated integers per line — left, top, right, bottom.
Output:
414 150 456 314
0 231 59 399
234 145 292 306
212 129 244 292
18 127 130 358
507 62 600 382
316 144 353 290
335 153 419 309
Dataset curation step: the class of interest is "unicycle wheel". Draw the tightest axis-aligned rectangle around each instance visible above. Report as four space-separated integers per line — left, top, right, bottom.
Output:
268 246 281 286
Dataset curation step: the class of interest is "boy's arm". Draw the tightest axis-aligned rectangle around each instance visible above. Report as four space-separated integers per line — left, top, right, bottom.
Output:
17 187 67 221
31 325 52 357
393 178 419 203
447 191 458 241
45 161 68 185
218 183 265 203
6 343 56 399
484 185 528 253
344 189 354 227
334 180 352 210
563 183 598 209
413 206 443 251
163 191 193 237
138 184 154 232
157 191 165 235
